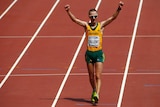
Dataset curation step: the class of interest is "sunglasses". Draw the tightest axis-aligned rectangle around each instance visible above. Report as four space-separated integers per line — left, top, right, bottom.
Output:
89 15 98 19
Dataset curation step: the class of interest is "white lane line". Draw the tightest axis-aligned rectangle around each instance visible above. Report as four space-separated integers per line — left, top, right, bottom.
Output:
1 35 160 38
117 0 144 107
51 0 102 107
0 72 160 77
0 0 60 88
0 0 18 19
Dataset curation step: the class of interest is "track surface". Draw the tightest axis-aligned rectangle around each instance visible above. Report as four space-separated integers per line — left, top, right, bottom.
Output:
0 0 160 107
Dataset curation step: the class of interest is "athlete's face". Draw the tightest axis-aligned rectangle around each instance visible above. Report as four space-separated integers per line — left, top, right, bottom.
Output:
89 11 98 22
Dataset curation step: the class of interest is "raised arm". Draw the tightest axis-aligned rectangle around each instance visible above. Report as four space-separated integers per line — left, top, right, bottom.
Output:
65 5 87 27
101 1 124 29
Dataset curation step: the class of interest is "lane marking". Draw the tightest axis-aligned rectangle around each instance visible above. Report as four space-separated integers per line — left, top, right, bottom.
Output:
1 35 160 38
0 0 18 19
76 103 116 106
117 0 144 107
0 0 60 88
21 68 59 71
0 72 160 77
51 0 102 107
144 84 160 87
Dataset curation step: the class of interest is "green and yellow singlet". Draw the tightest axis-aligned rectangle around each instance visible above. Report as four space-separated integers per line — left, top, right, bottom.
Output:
86 22 103 52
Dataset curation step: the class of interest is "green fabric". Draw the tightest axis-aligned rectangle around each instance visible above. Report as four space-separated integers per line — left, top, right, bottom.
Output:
85 50 105 63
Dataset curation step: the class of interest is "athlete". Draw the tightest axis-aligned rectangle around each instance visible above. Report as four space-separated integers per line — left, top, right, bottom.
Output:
65 1 124 104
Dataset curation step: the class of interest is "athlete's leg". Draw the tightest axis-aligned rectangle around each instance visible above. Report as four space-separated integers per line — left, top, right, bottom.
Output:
95 62 103 95
87 63 96 91
87 63 99 103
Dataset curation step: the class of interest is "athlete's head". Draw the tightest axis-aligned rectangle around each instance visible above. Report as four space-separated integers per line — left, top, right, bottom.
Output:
88 9 98 20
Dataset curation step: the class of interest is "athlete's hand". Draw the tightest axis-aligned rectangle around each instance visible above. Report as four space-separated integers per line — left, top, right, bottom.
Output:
119 1 124 6
117 1 124 11
119 1 124 9
65 4 70 12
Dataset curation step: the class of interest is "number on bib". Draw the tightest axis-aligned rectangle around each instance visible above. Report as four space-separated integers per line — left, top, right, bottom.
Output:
88 36 100 47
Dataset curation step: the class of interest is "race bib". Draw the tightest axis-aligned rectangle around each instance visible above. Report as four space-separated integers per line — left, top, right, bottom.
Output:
88 36 100 47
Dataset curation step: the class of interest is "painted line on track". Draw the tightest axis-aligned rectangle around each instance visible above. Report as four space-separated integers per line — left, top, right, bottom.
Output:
0 72 160 77
51 0 102 107
117 0 144 107
76 103 116 106
21 68 60 71
144 84 160 87
0 0 60 88
0 0 18 19
0 35 160 38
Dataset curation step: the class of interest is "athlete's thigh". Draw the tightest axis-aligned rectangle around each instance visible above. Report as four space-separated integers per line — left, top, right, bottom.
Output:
95 62 103 76
87 63 94 74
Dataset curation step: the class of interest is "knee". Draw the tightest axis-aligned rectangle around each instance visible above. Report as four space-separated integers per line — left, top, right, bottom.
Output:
89 73 95 81
95 74 101 80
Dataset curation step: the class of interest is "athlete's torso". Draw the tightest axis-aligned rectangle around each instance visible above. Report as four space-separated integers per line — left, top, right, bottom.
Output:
86 22 103 52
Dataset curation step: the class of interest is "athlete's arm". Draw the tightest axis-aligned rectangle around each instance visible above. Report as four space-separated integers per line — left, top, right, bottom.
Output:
101 1 124 29
65 5 87 27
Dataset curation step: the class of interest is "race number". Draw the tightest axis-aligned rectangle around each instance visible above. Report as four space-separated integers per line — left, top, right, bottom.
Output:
88 36 100 47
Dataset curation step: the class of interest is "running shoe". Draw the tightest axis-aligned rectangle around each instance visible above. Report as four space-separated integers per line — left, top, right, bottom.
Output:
91 91 99 103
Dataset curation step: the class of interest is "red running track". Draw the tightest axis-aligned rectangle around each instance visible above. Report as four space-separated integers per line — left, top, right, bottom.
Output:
0 0 160 107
